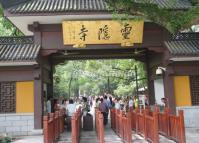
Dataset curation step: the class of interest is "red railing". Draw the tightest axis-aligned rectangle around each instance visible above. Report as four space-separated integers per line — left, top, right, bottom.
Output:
157 108 186 143
128 106 186 143
95 108 104 143
111 109 132 143
43 109 65 143
145 110 159 143
112 107 186 143
71 107 82 143
157 108 170 136
115 109 120 134
122 112 132 143
110 108 116 131
110 106 186 143
137 111 145 137
130 108 137 131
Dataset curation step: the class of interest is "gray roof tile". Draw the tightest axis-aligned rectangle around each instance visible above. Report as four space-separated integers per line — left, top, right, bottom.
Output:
8 0 108 14
8 0 192 14
150 0 192 9
0 44 40 62
165 40 199 56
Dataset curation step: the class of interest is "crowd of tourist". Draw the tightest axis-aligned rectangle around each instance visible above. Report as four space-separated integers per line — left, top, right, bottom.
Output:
95 94 149 125
44 93 152 127
44 96 93 130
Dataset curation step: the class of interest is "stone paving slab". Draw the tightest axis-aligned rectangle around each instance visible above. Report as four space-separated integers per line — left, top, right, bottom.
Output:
11 127 199 143
57 131 71 143
11 135 43 143
186 128 199 143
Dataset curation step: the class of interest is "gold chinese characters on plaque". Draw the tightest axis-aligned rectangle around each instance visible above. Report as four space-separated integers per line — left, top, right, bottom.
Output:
62 20 144 48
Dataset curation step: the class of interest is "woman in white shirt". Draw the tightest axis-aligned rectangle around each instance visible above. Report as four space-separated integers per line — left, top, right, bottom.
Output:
66 99 76 117
114 98 121 110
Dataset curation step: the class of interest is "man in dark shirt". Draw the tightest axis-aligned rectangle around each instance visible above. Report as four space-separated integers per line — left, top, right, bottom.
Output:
99 98 108 125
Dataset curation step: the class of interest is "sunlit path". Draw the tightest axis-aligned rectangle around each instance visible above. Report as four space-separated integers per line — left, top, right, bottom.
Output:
57 104 178 143
104 124 123 143
79 104 123 143
57 131 71 143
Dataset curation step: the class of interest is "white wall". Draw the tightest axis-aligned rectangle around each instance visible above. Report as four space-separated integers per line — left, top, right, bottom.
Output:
154 78 165 105
0 113 34 136
177 106 199 128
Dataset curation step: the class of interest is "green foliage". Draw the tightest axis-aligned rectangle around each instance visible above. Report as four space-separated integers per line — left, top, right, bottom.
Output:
0 136 11 143
0 5 23 36
106 0 199 33
114 84 134 97
53 60 147 98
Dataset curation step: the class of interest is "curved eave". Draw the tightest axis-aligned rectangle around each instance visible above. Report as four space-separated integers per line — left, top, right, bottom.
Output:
0 61 38 66
5 12 114 35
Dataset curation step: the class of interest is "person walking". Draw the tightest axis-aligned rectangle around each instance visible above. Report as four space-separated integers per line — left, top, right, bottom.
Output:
46 97 52 113
66 99 76 130
133 96 139 109
114 98 121 110
129 96 134 111
99 98 108 125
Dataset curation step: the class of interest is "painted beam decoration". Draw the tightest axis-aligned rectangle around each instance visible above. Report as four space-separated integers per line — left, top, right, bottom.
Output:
62 20 144 48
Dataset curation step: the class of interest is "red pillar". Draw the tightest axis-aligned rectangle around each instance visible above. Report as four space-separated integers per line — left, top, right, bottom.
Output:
179 110 186 143
154 109 159 143
43 116 48 143
99 113 104 143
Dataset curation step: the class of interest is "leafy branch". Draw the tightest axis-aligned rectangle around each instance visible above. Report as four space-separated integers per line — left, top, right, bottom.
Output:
106 0 199 33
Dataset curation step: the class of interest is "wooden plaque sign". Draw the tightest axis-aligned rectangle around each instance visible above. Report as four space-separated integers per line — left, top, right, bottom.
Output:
62 20 144 47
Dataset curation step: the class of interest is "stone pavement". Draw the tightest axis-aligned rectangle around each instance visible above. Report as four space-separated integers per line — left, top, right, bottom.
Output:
11 135 43 143
11 104 199 143
56 120 177 143
11 126 199 143
57 131 71 143
186 128 199 143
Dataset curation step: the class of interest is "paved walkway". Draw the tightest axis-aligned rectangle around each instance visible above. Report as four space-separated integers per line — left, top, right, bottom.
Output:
56 104 176 143
11 104 199 143
11 126 199 143
12 135 43 143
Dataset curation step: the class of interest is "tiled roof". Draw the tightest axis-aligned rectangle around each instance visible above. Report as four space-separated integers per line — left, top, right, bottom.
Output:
165 40 199 56
0 44 40 62
148 0 192 9
7 0 192 14
8 0 107 14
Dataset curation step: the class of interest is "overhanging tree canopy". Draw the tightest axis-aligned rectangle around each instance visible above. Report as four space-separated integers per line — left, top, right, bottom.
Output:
106 0 199 33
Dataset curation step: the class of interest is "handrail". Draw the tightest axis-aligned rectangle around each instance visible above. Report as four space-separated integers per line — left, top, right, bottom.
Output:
111 109 132 143
111 106 186 143
95 108 104 143
43 109 65 143
71 107 81 143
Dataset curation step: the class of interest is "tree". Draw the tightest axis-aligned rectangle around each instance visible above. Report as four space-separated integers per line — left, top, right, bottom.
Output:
53 59 147 98
106 0 199 33
0 4 22 36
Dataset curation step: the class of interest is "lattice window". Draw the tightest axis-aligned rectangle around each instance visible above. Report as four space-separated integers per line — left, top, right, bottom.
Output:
0 82 16 113
190 76 199 105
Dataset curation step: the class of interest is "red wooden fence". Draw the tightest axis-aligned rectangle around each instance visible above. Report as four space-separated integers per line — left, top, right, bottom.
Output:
111 107 186 143
157 108 170 136
95 108 104 143
110 108 116 131
111 109 132 143
130 108 137 131
71 107 81 143
157 108 186 143
137 111 145 137
43 109 65 143
145 110 159 143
